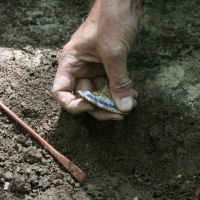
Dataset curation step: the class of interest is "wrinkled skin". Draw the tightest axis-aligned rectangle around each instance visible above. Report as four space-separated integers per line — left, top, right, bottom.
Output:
52 0 142 120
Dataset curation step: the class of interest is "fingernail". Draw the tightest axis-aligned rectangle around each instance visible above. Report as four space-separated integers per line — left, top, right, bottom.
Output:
120 97 133 111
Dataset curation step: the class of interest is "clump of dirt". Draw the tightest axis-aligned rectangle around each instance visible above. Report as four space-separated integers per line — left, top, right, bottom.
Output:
0 0 200 199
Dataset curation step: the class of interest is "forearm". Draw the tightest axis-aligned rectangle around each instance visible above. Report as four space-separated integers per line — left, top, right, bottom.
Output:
78 0 142 48
90 0 142 15
85 0 142 29
92 0 142 7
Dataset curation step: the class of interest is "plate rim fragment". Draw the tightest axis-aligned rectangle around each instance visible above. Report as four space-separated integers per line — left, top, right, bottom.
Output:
77 86 128 115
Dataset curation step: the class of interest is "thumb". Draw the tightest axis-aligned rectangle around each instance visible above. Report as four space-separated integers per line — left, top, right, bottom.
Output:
103 52 134 112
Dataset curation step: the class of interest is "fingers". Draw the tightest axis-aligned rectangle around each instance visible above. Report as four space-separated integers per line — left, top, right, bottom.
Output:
74 78 94 91
74 77 108 92
131 89 138 108
52 90 95 115
88 109 124 121
52 50 106 115
103 47 136 112
132 88 138 99
53 75 127 120
52 67 95 114
74 78 137 119
74 77 127 120
90 77 108 91
53 75 133 119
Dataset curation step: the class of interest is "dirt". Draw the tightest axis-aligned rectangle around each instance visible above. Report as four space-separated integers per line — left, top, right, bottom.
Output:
0 0 200 199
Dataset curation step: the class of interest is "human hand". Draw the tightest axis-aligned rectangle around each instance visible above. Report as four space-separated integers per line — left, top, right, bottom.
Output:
52 0 142 120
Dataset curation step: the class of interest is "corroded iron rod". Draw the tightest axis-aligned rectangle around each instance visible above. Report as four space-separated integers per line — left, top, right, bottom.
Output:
0 101 86 182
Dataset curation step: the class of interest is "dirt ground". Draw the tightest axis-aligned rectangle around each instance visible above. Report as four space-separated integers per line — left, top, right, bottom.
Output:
0 0 200 199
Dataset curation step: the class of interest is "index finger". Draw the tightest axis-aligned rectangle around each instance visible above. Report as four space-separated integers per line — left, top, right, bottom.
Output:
52 69 95 114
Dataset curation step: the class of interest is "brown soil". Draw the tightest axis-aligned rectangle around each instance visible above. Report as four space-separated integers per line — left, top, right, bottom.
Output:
0 0 200 199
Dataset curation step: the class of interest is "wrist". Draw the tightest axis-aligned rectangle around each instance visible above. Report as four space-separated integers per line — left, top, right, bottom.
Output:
89 0 132 17
87 0 142 22
91 0 142 11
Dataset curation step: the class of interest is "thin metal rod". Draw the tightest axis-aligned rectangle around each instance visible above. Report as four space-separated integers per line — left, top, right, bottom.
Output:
0 101 86 182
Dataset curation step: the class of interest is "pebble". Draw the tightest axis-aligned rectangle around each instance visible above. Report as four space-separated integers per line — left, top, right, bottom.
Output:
4 182 10 190
4 171 13 180
177 174 182 178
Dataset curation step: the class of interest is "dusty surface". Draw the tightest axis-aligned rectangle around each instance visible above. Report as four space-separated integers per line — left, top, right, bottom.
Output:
0 0 200 199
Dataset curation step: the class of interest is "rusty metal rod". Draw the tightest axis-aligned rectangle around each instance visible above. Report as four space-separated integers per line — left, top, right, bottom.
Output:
0 101 86 182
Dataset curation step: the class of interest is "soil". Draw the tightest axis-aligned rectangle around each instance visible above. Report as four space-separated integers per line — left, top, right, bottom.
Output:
0 0 200 199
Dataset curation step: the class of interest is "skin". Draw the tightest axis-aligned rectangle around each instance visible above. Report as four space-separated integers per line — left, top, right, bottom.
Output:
52 0 142 121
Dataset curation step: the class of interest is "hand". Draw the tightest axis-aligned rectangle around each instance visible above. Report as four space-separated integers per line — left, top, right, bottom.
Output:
52 0 142 120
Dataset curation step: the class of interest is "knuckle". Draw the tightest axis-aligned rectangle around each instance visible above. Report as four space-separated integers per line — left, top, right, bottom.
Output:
107 47 124 61
111 77 131 92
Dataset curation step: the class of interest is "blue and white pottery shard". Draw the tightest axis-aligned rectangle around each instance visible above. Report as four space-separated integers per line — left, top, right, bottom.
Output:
77 85 128 115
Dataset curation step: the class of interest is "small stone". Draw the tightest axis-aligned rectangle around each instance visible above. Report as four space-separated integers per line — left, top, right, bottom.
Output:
4 171 13 180
25 168 32 174
4 182 10 190
73 182 80 191
177 174 182 178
